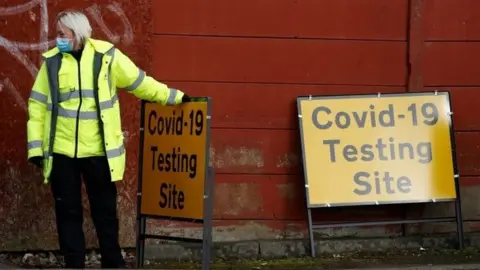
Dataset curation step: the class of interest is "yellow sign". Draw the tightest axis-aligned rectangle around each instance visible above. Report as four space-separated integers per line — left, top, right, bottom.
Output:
140 100 210 219
297 92 457 207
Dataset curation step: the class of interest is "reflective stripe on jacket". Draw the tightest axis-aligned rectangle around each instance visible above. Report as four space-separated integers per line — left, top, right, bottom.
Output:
27 38 185 183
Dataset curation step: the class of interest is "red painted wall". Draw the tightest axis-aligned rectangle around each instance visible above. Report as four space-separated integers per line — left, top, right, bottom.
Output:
421 0 480 185
152 0 480 234
0 0 152 250
1 0 480 252
152 0 410 226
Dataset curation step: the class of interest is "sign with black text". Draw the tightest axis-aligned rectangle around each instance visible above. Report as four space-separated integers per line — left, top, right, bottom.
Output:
140 100 210 219
297 92 457 207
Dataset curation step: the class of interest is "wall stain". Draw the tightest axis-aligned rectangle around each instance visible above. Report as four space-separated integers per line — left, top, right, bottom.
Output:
210 146 264 169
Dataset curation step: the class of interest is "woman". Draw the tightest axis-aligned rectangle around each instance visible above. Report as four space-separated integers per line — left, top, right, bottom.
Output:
26 10 189 268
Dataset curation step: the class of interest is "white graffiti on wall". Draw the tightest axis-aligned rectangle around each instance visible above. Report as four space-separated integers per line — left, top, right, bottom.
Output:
0 0 134 111
0 78 27 113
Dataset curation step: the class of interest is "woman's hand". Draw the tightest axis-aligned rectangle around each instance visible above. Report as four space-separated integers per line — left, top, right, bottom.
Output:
29 156 43 168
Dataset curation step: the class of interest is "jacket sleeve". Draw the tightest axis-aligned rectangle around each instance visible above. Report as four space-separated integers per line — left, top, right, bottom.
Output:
27 62 49 159
112 48 185 105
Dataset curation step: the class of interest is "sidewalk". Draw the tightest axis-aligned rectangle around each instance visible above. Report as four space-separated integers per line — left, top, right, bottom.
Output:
0 262 17 269
4 248 480 269
3 261 480 269
348 265 480 270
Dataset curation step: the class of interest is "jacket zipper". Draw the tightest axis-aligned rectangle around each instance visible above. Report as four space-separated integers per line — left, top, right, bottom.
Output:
74 59 82 158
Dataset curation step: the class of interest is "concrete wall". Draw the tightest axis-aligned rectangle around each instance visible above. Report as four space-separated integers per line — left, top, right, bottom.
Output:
2 0 480 255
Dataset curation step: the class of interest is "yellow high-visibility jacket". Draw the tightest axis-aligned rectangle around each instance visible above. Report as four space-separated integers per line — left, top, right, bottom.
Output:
27 38 185 183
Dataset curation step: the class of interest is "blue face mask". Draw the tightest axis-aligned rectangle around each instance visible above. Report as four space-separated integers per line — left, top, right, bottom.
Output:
56 37 73 52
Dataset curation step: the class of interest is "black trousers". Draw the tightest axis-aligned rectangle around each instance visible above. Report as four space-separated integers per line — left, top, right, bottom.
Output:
50 153 125 268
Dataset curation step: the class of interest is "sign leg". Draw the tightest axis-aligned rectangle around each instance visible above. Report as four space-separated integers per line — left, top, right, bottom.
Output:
202 232 209 270
135 216 142 269
307 209 315 257
138 217 147 268
202 167 214 270
454 178 465 250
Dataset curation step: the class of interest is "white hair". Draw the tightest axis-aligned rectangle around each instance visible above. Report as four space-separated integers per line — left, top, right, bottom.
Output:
56 10 92 45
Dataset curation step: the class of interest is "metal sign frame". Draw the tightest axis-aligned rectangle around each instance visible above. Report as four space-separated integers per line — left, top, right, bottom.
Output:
296 91 464 257
135 97 214 270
